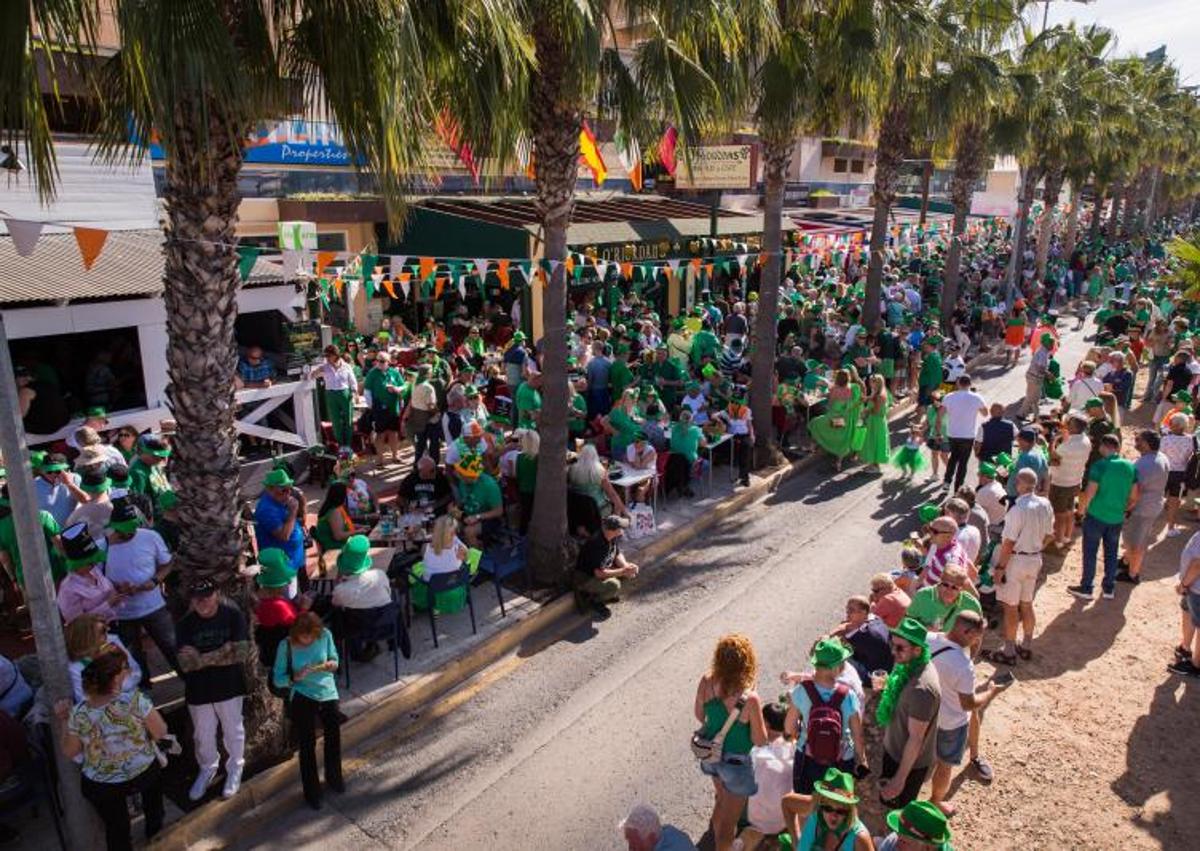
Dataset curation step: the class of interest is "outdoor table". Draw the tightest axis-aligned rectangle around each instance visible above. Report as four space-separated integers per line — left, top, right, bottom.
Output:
699 433 735 496
367 511 434 552
309 545 395 600
610 462 658 515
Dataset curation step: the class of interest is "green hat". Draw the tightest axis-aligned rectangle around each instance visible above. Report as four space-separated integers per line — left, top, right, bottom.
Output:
256 548 295 588
263 468 294 488
686 381 700 392
61 522 105 569
672 317 686 330
1172 390 1192 404
701 363 718 379
106 501 142 534
978 461 997 478
805 359 823 371
40 453 69 473
80 473 111 495
511 331 527 342
810 638 853 670
885 801 951 847
889 616 929 649
336 534 372 576
993 452 1013 470
83 406 108 419
917 503 941 524
813 768 860 806
1040 333 1056 347
1084 396 1104 410
158 490 179 510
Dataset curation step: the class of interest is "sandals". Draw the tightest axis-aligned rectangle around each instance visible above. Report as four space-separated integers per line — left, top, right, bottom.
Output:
1016 646 1033 661
971 757 995 782
981 648 1017 666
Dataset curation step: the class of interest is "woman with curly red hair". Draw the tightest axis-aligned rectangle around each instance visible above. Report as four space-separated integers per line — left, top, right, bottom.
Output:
693 633 767 851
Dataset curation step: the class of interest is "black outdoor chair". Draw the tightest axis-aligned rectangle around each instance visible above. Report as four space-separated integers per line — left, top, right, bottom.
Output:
330 595 410 689
423 567 478 649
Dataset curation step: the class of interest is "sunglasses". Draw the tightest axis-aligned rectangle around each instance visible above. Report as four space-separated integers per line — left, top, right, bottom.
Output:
820 805 849 818
939 581 963 590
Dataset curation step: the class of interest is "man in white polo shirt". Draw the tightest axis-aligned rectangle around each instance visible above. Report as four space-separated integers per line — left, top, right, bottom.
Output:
940 375 987 492
991 468 1053 666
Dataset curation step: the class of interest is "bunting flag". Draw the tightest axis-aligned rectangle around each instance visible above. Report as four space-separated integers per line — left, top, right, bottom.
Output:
434 277 445 299
4 219 44 257
399 272 412 298
666 259 682 280
390 255 409 277
497 258 510 289
315 250 337 276
357 253 379 282
735 253 748 275
474 258 489 280
704 262 713 280
419 256 436 282
514 133 535 180
73 226 109 270
434 109 481 185
382 277 397 299
280 249 306 277
564 256 575 276
458 276 468 298
368 268 384 299
578 121 607 186
594 260 608 281
689 258 701 277
345 277 359 307
236 246 262 281
615 130 643 191
517 261 531 283
621 262 633 280
658 126 678 176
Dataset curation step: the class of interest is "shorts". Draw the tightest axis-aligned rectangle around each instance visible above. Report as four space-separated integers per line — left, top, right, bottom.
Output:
1187 590 1200 629
926 438 947 453
700 753 758 797
1123 513 1157 551
1167 471 1188 499
792 752 855 794
1048 484 1080 514
373 408 400 433
878 358 896 379
936 723 969 765
880 751 930 808
996 554 1041 605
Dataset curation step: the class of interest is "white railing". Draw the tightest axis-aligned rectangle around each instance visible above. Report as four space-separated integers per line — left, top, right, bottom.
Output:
26 378 321 449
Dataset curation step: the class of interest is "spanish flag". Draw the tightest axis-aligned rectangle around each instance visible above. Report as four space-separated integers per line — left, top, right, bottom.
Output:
578 121 607 187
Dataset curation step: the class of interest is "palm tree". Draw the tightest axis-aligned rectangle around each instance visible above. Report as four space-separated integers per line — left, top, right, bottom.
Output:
7 2 528 594
521 0 763 582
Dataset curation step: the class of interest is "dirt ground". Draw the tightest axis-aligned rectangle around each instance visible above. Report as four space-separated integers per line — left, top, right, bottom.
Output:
926 405 1199 849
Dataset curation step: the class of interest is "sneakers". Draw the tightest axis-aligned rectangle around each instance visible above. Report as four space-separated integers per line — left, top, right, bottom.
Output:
1115 570 1141 585
1102 588 1116 600
591 602 613 621
1167 659 1200 678
1067 585 1093 600
1167 527 1182 538
222 764 243 799
188 767 218 802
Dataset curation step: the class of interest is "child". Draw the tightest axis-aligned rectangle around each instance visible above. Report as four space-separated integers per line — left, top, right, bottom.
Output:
893 545 924 597
734 702 795 851
890 420 928 479
924 392 949 479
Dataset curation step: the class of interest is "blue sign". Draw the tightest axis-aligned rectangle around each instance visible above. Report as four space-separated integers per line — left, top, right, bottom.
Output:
148 119 359 167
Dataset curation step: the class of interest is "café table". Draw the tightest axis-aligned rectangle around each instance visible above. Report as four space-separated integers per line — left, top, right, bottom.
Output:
699 433 734 497
610 462 658 515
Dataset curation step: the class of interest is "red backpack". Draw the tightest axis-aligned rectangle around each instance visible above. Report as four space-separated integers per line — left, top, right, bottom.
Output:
801 680 848 765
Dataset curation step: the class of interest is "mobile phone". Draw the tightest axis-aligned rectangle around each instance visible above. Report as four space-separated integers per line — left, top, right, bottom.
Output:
992 670 1015 687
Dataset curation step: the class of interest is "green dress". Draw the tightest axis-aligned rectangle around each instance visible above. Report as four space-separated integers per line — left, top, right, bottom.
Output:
859 393 891 465
808 385 865 460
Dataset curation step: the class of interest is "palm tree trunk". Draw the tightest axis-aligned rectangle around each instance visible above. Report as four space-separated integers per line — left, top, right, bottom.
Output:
918 160 934 226
1145 165 1162 228
1089 186 1105 246
1122 180 1138 236
1006 164 1040 298
1035 167 1064 281
865 101 911 328
941 123 988 332
750 135 790 468
1063 184 1082 258
1107 181 1122 240
526 23 580 586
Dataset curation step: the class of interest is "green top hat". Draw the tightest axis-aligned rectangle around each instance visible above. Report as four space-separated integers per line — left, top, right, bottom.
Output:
805 359 824 371
1084 396 1104 410
61 522 105 569
813 767 860 806
917 503 941 524
80 473 111 495
106 501 142 534
83 406 108 419
885 800 952 847
889 616 929 649
263 468 294 488
978 461 997 478
510 331 527 342
256 548 295 588
336 534 372 576
810 638 853 670
1171 390 1192 404
993 452 1013 470
138 436 171 458
701 363 718 379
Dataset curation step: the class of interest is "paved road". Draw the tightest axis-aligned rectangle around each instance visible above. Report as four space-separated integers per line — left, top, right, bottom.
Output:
238 324 1092 851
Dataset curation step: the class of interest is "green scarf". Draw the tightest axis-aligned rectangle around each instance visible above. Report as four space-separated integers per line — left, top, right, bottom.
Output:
876 649 931 726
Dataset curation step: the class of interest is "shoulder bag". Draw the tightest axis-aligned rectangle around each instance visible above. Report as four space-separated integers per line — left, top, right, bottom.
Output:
691 694 746 765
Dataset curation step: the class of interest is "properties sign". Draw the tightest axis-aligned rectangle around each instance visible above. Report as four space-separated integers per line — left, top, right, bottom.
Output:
674 145 755 190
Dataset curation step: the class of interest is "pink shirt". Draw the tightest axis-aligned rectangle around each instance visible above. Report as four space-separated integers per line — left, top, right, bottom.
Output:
56 567 118 623
922 541 968 588
871 589 912 628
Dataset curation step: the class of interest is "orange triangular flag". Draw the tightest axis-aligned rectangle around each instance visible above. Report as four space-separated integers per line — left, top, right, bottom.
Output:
758 251 769 267
315 250 337 276
73 227 109 270
689 258 701 275
497 259 510 289
399 271 412 283
564 256 575 275
434 277 445 299
333 277 345 297
621 262 633 279
704 263 713 279
419 256 436 282
383 278 398 299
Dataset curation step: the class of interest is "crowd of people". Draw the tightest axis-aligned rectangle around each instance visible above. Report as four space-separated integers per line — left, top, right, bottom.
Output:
1 207 1196 849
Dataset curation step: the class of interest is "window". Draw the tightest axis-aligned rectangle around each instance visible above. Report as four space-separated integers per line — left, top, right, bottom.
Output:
850 159 866 174
832 158 849 174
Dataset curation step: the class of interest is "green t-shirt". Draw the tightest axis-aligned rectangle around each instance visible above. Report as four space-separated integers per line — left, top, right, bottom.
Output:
906 585 982 632
609 360 635 399
458 473 502 515
609 408 641 454
569 394 588 435
655 359 687 406
1086 456 1137 524
919 352 944 389
690 330 721 365
128 459 173 512
364 366 403 415
515 382 542 428
516 454 538 495
0 501 65 584
669 423 704 463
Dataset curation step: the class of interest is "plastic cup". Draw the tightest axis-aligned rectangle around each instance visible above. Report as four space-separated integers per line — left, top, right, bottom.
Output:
870 669 888 691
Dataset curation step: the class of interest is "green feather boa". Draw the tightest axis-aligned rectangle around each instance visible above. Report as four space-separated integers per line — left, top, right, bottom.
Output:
875 648 931 726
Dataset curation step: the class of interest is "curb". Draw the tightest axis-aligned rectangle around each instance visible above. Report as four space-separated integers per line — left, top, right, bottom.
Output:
156 348 1002 848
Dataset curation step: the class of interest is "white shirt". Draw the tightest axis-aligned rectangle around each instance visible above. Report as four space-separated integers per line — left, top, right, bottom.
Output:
956 525 982 563
1067 375 1105 411
977 480 1007 527
1160 433 1194 473
103 528 171 619
422 538 467 576
1179 531 1200 594
941 390 987 439
1001 493 1054 554
319 360 358 392
1049 433 1092 488
331 569 392 609
747 739 794 834
929 633 974 730
66 497 113 545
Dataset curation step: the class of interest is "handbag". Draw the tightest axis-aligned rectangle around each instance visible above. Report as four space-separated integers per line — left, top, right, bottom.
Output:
690 695 746 765
628 503 657 540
